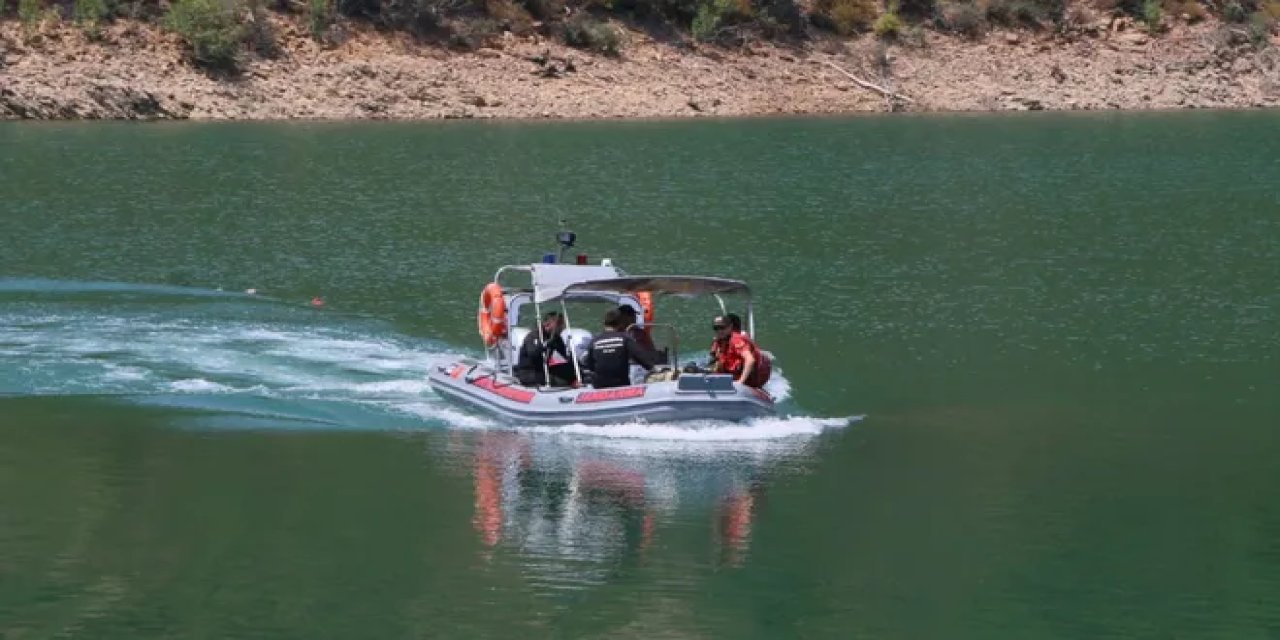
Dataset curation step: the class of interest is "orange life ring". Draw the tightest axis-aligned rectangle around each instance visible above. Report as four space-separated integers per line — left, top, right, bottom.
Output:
477 283 507 347
636 291 654 325
636 291 654 336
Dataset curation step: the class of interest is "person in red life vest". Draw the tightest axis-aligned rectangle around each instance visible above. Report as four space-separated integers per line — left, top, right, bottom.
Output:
708 313 771 388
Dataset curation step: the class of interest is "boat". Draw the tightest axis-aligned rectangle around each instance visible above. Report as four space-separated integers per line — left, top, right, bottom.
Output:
427 228 777 425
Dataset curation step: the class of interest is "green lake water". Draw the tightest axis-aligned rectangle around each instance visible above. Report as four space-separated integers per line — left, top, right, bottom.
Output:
1 113 1278 638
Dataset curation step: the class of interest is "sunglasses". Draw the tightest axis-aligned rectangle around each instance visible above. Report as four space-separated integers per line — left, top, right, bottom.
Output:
712 324 728 331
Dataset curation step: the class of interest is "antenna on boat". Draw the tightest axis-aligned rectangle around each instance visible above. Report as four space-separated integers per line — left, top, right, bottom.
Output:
554 219 577 264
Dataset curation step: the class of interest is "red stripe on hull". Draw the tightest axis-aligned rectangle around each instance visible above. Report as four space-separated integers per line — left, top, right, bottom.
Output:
470 377 535 404
576 386 647 404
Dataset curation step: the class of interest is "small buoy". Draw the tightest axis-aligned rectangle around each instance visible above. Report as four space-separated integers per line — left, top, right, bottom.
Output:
245 288 257 295
310 296 324 307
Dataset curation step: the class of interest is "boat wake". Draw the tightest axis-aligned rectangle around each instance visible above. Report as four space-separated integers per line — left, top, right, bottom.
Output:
0 279 853 442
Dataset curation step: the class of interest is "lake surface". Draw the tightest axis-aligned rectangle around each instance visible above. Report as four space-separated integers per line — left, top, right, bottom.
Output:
1 113 1278 638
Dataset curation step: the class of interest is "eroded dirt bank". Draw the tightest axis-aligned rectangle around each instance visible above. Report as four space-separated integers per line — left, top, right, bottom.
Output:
1 16 1278 119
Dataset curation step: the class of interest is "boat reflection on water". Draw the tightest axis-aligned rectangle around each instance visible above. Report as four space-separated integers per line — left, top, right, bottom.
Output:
459 427 813 586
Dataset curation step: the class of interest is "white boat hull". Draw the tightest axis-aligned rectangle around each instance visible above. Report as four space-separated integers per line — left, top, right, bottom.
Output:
427 360 776 425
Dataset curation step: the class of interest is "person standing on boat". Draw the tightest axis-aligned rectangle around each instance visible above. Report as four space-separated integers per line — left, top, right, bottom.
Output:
617 304 656 353
583 309 658 388
709 313 771 388
515 312 577 387
617 303 663 384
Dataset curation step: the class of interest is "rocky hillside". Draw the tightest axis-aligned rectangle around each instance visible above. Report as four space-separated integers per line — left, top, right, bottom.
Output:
0 0 1277 119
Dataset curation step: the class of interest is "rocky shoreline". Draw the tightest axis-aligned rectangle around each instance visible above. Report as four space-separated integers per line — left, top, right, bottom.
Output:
1 15 1278 120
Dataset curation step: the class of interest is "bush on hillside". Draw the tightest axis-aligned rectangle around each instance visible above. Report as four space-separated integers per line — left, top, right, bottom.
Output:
380 0 471 35
245 0 281 56
447 16 500 48
691 0 753 40
937 0 985 36
754 0 804 35
18 0 42 27
895 0 935 19
485 0 534 33
308 0 333 39
1247 7 1276 43
1141 0 1162 28
1156 0 1205 22
166 0 245 72
562 12 622 51
812 0 876 34
73 0 109 33
985 0 1062 27
873 9 902 35
522 0 563 19
111 0 167 20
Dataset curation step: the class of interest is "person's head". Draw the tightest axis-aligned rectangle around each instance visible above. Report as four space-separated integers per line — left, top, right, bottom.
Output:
712 313 742 337
617 304 639 325
603 308 625 331
541 311 564 333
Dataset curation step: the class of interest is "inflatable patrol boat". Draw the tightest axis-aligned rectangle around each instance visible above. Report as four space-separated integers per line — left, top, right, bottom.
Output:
427 232 776 425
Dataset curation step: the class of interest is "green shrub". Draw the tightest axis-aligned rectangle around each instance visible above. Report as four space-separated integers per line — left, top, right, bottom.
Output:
690 1 720 38
18 0 42 27
690 0 751 40
1142 0 1162 28
1247 10 1275 43
1223 0 1246 20
165 0 244 72
563 13 621 52
308 0 333 39
73 0 108 29
873 9 902 35
112 0 166 20
812 0 876 34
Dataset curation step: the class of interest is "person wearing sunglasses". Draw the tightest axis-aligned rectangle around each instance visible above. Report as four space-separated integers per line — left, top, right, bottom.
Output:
708 313 771 388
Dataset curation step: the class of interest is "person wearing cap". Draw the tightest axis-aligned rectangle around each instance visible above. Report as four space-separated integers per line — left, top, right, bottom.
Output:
708 313 770 388
583 308 658 388
515 311 577 387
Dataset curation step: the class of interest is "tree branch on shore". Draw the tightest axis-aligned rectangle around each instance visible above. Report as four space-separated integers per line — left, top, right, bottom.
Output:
821 60 915 105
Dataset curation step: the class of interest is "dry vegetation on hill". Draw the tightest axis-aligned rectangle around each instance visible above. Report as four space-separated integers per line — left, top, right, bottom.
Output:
1 0 1277 118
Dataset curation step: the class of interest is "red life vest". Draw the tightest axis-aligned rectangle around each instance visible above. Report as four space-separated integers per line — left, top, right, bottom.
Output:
712 331 772 388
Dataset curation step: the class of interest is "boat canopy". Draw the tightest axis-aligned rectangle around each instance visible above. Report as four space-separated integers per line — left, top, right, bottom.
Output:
562 276 750 299
508 264 750 303
524 263 623 303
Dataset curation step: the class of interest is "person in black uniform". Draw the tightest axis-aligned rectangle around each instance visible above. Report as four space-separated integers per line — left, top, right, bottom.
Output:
515 312 577 387
616 304 655 352
583 309 658 388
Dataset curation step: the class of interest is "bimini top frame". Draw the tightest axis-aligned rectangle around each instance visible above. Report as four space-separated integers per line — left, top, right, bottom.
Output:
486 265 758 385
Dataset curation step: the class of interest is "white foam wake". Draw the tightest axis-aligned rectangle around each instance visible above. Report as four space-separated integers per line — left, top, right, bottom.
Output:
524 415 858 441
0 282 845 440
